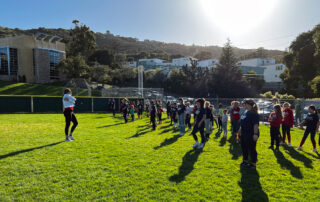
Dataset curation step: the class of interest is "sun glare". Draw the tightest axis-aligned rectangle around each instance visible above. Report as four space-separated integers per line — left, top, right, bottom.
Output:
200 0 277 34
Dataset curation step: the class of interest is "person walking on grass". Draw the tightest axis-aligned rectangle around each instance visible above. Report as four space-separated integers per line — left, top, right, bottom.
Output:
122 98 129 123
185 102 192 131
109 98 116 117
130 104 135 121
218 103 223 132
150 101 157 130
166 101 171 120
210 105 218 130
63 88 78 141
231 101 241 143
239 99 260 169
204 101 212 140
192 98 207 150
222 109 228 138
177 98 186 136
157 105 163 125
296 105 319 152
281 102 294 147
137 100 144 119
171 102 178 129
268 105 283 150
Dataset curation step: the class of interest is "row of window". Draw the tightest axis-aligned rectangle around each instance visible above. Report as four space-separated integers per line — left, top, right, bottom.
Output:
0 47 18 76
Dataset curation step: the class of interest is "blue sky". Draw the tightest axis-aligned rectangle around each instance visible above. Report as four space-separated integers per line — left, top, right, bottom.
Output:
1 0 320 50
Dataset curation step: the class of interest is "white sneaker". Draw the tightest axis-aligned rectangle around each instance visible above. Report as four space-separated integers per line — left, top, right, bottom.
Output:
312 148 317 153
188 128 192 131
179 132 185 136
172 125 175 129
296 146 302 151
65 137 71 142
288 143 292 147
223 134 227 138
198 143 204 149
68 136 74 141
193 142 200 148
280 142 285 145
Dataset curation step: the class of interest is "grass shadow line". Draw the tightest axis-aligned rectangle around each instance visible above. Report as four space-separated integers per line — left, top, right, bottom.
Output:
283 145 313 169
97 122 123 128
228 136 241 160
154 134 181 150
169 149 202 183
0 141 64 160
127 129 150 139
273 150 303 179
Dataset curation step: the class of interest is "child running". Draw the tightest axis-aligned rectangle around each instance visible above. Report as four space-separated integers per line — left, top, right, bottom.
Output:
222 109 228 138
157 105 163 124
297 105 319 152
63 88 78 141
192 98 207 150
281 102 294 146
268 104 283 150
150 101 157 130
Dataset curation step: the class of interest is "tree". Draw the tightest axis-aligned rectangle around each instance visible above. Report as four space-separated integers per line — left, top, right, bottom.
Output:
208 39 254 98
89 63 111 83
309 76 320 96
194 51 213 60
57 55 89 78
245 70 265 92
88 49 115 67
69 20 97 60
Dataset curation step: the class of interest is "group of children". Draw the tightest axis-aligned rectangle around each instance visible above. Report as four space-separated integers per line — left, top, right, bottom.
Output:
268 102 320 152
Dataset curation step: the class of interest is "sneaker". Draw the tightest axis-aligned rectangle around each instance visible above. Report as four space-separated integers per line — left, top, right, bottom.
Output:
280 142 285 145
223 134 227 138
296 146 302 151
312 148 317 153
288 143 292 147
193 142 200 149
179 132 185 136
198 143 204 150
248 163 256 169
65 137 71 142
69 136 75 141
172 125 175 129
188 128 192 131
240 162 249 167
268 146 274 150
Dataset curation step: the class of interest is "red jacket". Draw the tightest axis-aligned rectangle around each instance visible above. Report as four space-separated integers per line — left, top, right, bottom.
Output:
268 112 282 127
282 108 294 127
231 107 240 120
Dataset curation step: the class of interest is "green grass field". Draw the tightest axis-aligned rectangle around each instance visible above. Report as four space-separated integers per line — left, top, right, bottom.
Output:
0 114 320 201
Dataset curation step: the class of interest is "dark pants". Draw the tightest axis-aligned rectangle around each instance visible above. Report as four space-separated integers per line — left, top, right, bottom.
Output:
192 123 205 143
270 126 280 148
185 114 191 129
302 127 316 144
241 136 257 163
123 113 128 123
151 116 156 130
218 117 222 130
112 109 115 117
131 114 134 121
64 109 78 136
282 124 291 143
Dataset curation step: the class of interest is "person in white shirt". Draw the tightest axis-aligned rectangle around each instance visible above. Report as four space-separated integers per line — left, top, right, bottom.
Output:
63 88 78 141
222 109 228 138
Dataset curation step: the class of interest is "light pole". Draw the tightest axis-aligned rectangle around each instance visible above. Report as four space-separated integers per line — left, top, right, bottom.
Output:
138 65 144 98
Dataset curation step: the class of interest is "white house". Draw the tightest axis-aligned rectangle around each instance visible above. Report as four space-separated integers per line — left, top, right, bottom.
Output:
261 64 285 83
126 61 137 68
237 58 276 67
172 57 197 67
197 59 219 69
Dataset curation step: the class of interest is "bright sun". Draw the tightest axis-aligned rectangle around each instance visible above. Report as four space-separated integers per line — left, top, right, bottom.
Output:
200 0 277 34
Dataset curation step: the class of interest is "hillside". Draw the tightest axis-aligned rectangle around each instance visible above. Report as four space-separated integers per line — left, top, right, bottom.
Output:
0 26 284 59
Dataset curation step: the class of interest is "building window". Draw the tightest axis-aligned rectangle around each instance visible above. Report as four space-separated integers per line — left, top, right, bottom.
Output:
0 47 18 76
276 66 283 70
49 50 60 80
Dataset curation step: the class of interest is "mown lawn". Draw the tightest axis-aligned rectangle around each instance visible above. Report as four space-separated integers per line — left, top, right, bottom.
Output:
0 113 319 201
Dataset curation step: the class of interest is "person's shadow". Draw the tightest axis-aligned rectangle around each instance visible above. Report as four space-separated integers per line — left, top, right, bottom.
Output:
219 136 227 146
228 136 242 160
214 130 222 139
0 141 64 160
239 167 269 202
283 145 313 168
273 150 303 179
169 149 202 183
154 134 181 150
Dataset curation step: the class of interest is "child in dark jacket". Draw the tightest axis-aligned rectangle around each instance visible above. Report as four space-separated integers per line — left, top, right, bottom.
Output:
268 104 283 150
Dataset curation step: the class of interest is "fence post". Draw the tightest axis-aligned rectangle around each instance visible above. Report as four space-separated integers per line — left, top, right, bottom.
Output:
31 96 34 113
92 97 94 113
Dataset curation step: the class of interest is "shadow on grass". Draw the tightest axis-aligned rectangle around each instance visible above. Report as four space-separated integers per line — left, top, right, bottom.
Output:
127 129 150 138
214 130 222 139
169 149 202 183
97 123 123 128
154 134 181 150
219 136 227 146
239 166 269 202
273 150 303 179
300 150 320 160
0 141 64 160
228 136 242 160
283 145 313 169
160 128 176 134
